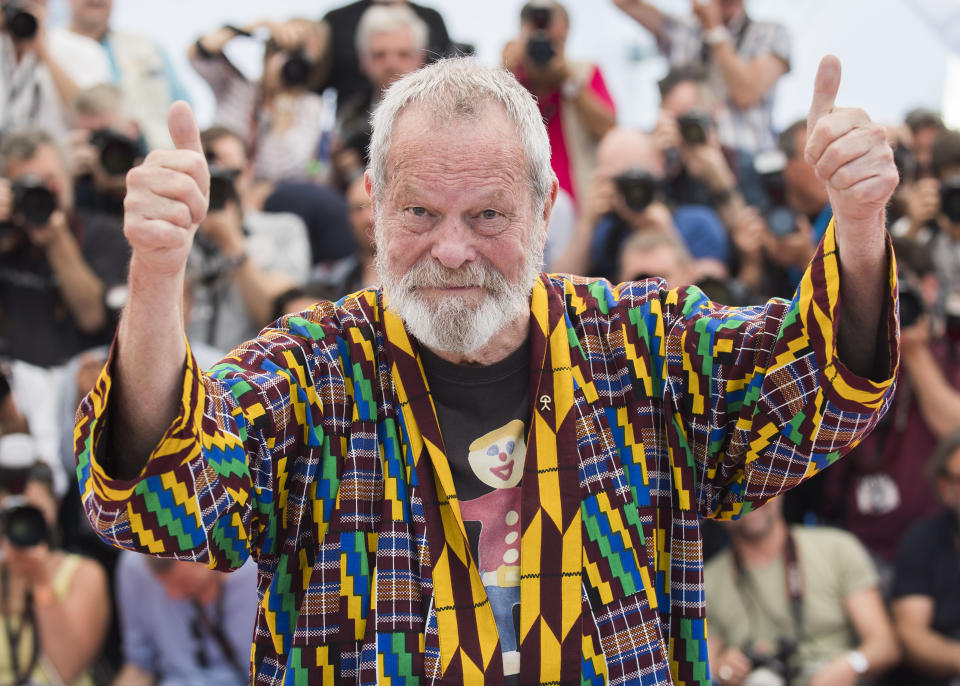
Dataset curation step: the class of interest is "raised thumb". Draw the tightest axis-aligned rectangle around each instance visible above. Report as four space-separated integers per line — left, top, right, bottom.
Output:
168 101 203 154
807 55 841 136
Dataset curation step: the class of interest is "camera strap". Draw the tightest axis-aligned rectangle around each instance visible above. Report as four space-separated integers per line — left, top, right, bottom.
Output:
732 527 805 639
190 595 246 681
0 567 39 686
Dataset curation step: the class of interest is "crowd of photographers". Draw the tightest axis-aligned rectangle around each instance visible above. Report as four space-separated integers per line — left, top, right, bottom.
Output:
0 0 957 684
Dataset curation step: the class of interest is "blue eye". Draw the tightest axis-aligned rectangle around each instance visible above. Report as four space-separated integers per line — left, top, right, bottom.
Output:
505 440 515 453
409 206 428 217
487 445 499 456
481 209 499 220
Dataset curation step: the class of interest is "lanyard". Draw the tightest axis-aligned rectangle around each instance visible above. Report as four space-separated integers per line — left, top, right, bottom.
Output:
0 567 39 686
190 595 246 681
732 528 805 642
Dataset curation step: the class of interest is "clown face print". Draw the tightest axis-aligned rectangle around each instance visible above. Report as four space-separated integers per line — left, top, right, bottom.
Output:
467 419 526 490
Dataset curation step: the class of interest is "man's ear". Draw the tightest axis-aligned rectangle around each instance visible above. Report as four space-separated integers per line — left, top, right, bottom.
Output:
364 169 376 214
541 175 560 228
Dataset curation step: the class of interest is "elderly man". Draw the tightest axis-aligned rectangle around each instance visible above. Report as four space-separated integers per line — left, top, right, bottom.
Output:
76 57 898 684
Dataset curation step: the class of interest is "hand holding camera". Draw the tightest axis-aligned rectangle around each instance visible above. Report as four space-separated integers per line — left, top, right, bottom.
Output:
1 0 43 46
0 173 66 247
904 177 940 230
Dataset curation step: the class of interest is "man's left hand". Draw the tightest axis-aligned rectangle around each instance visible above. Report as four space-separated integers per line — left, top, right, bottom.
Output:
804 56 898 235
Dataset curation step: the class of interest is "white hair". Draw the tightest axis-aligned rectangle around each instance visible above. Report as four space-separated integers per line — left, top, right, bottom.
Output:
368 57 554 215
355 4 429 57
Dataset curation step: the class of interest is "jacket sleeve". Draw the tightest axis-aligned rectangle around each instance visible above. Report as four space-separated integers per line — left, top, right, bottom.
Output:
657 219 899 519
73 315 343 570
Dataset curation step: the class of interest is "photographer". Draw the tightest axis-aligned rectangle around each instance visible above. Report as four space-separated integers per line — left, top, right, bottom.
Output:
186 127 310 350
889 431 960 686
112 553 257 686
654 66 754 225
898 129 960 316
706 497 899 686
69 83 145 216
819 248 960 591
552 127 728 284
0 434 110 685
1 0 110 141
502 0 616 205
726 119 833 301
329 3 429 188
614 0 790 155
188 18 326 183
56 0 191 151
0 128 128 368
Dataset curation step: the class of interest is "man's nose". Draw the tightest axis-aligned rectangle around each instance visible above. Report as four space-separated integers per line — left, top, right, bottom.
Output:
430 217 476 269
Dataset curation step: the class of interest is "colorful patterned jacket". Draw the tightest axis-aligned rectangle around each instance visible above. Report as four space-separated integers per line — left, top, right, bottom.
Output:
75 223 898 685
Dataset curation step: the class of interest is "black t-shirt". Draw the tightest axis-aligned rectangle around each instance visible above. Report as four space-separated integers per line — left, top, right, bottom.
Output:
889 509 960 686
420 342 529 684
0 210 129 366
319 0 454 114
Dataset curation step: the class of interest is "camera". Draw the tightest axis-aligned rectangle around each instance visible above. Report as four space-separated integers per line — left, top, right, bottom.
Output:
0 499 48 548
11 175 57 227
1 1 38 41
280 48 314 88
898 277 925 329
524 5 555 67
764 205 797 237
677 111 713 146
742 638 798 685
89 128 141 177
613 168 659 213
207 166 238 212
940 176 960 224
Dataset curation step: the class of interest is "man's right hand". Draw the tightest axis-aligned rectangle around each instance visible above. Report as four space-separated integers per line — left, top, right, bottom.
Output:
122 101 209 277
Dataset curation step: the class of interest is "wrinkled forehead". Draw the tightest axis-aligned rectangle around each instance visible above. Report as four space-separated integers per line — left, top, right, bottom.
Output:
382 101 529 192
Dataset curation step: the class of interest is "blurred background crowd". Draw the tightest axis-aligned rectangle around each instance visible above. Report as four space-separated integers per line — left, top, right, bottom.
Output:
0 0 957 685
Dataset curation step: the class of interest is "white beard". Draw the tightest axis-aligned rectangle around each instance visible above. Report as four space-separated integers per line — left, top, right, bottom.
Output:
377 236 543 355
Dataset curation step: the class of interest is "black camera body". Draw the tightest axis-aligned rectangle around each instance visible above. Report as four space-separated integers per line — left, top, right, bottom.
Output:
11 175 57 227
677 111 713 146
898 277 925 329
940 176 960 224
90 128 141 177
525 6 555 67
208 166 238 212
764 205 797 237
1 500 48 549
2 1 38 41
742 638 798 683
613 168 659 213
280 48 314 88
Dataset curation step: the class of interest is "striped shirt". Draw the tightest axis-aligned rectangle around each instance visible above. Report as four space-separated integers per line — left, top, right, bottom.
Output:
657 12 791 153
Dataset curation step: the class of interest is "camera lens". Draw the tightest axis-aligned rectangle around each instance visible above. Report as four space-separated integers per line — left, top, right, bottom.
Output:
2 504 47 548
12 177 57 227
4 5 37 41
281 51 312 87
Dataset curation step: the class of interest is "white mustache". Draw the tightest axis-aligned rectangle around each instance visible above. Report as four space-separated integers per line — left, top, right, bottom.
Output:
400 258 508 293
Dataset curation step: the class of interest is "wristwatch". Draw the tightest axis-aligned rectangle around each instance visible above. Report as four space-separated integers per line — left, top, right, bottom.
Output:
845 649 869 675
703 25 731 46
561 77 584 100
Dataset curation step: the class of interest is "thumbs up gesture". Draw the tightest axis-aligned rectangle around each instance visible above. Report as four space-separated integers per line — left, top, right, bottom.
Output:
804 55 898 232
123 101 209 277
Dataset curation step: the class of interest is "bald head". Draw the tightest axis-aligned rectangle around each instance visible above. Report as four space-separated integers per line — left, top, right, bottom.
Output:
595 128 665 180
